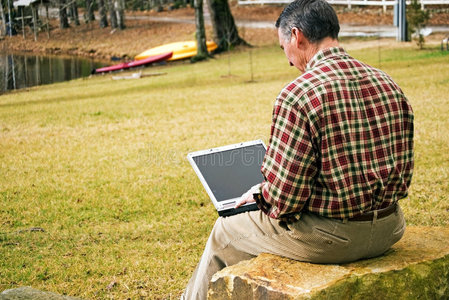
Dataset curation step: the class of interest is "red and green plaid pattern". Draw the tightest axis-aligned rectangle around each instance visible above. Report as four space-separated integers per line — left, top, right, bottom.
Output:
258 47 414 220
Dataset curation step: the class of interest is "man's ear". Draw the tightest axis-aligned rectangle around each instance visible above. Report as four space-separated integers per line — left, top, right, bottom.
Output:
290 27 304 48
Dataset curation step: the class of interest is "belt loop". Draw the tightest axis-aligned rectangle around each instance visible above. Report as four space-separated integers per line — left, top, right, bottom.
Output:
372 210 378 225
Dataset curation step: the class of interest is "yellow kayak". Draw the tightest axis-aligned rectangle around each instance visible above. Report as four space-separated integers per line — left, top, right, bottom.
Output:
135 41 218 61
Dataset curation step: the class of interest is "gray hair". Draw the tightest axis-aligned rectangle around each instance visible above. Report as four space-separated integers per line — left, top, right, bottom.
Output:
275 0 340 43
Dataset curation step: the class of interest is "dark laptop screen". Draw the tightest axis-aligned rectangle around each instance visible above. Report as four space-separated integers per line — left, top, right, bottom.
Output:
192 144 266 202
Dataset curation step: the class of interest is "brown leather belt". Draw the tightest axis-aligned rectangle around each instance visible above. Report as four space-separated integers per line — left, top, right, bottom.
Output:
348 203 398 222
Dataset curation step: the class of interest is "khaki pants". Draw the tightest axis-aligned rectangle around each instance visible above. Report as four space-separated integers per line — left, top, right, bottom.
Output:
183 205 405 300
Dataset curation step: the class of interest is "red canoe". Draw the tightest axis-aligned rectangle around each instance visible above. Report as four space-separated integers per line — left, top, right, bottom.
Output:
93 52 173 74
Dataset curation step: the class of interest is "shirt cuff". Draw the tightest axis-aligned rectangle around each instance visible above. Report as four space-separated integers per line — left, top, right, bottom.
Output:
254 182 272 215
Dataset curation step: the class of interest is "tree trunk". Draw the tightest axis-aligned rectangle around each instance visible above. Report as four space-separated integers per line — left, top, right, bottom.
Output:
71 0 80 26
0 0 6 37
21 6 25 39
192 0 208 62
115 0 125 30
59 0 69 29
85 0 95 23
108 0 117 29
98 0 108 28
45 5 50 38
206 0 246 52
31 4 37 41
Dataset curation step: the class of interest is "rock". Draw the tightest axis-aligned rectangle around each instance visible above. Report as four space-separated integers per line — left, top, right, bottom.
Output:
0 287 82 300
208 226 449 299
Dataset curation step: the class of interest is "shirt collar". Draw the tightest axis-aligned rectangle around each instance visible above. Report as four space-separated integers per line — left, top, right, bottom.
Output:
306 47 347 71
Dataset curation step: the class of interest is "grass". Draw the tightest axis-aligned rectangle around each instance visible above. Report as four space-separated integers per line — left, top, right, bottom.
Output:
1 42 448 299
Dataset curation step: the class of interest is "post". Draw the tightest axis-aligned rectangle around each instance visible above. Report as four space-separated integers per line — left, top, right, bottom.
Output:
3 55 8 92
395 0 408 42
36 55 41 85
9 54 16 90
24 53 28 86
4 55 9 92
249 49 254 82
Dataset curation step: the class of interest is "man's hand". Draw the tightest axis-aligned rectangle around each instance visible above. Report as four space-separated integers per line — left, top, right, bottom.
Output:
234 183 261 209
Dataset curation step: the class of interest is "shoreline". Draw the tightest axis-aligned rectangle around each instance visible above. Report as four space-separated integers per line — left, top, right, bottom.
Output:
1 7 447 61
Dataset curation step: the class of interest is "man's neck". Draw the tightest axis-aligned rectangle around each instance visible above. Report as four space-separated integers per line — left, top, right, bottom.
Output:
297 37 340 72
306 38 340 63
316 37 340 52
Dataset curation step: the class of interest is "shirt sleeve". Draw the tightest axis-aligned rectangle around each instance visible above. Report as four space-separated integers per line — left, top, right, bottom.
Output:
258 90 319 220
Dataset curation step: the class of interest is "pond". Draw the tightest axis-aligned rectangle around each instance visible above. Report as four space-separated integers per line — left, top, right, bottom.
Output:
0 53 106 94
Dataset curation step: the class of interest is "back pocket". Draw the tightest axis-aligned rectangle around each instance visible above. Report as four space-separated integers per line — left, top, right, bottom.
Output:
313 227 350 245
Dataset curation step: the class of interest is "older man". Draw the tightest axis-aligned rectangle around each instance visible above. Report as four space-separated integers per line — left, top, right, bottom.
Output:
183 0 414 298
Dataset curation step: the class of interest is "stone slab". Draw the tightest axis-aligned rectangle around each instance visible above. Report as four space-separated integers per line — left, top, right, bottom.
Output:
208 226 449 299
0 287 82 300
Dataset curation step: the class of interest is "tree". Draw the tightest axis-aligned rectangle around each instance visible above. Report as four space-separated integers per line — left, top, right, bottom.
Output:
0 0 7 37
108 0 118 29
59 0 69 29
206 0 246 52
115 0 125 30
85 0 95 23
407 0 430 49
192 0 208 62
98 0 108 28
70 0 80 26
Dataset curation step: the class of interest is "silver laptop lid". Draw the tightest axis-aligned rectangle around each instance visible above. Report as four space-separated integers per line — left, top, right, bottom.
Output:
187 140 266 211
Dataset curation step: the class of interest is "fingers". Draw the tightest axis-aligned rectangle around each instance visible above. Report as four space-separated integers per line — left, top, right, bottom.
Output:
234 194 248 209
234 184 261 209
234 192 256 209
234 200 244 209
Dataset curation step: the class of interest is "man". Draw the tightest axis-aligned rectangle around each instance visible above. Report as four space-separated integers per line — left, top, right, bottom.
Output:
183 0 414 298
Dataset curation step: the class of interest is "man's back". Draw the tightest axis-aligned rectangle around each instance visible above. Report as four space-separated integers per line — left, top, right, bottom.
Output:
261 47 414 219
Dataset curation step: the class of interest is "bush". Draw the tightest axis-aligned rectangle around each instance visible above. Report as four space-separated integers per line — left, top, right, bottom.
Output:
407 0 430 49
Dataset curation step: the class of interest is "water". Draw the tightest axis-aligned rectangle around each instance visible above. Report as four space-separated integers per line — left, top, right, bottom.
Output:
0 53 105 94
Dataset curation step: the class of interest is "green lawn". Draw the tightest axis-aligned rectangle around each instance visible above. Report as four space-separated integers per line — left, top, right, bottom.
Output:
1 42 448 299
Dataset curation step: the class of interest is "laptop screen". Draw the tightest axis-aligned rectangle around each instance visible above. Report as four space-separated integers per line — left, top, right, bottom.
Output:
191 143 266 202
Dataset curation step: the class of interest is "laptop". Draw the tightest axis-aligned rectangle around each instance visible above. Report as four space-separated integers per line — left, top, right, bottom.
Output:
187 140 266 217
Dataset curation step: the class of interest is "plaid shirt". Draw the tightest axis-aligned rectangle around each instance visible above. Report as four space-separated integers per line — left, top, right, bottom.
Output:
257 47 414 220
